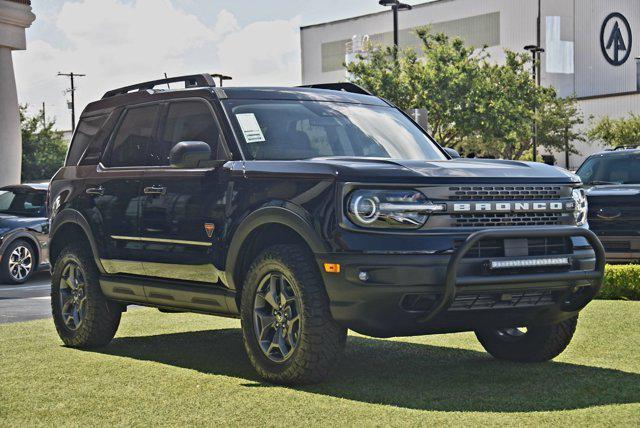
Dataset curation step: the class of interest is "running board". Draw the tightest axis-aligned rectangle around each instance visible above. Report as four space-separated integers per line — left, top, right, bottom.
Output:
100 276 238 315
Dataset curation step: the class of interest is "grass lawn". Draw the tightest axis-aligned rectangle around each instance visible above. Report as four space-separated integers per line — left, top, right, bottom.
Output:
1 301 639 427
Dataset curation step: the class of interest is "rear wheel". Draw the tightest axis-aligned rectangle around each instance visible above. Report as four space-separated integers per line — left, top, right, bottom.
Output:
0 239 36 284
241 244 347 385
475 316 578 362
51 243 122 348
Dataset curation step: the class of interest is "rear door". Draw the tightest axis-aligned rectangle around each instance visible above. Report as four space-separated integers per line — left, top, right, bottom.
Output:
139 99 230 283
87 103 160 275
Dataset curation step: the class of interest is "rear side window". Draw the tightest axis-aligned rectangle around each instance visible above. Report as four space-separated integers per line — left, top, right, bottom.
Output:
107 105 159 167
66 114 108 166
149 101 222 166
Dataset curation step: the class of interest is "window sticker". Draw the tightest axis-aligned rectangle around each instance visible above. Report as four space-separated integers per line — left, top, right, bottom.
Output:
236 113 266 143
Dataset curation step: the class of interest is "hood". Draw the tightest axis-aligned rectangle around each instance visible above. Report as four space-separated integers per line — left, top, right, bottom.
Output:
0 213 45 232
586 184 640 196
243 158 581 184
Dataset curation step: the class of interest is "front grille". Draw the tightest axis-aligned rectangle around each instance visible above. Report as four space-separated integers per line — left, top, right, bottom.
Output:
456 237 571 259
453 212 563 228
449 186 562 200
449 289 558 311
603 241 631 252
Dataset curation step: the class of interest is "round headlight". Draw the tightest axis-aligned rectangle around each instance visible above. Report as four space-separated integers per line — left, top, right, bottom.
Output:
349 195 380 224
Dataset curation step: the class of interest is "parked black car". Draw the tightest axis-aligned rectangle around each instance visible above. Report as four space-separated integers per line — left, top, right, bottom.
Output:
48 74 604 385
576 148 640 262
0 183 49 284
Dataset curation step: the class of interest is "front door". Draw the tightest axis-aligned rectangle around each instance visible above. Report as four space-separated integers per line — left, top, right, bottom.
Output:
139 99 229 283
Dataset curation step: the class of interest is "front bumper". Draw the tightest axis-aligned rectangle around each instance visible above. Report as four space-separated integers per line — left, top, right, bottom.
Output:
318 227 605 338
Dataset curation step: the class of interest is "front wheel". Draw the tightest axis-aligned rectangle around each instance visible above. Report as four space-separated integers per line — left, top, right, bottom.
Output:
241 244 347 385
475 316 578 362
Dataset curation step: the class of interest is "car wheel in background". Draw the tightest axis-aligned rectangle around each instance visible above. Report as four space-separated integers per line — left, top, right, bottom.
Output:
0 239 36 285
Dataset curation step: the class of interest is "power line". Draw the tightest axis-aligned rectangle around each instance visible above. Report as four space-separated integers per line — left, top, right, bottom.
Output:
57 72 86 131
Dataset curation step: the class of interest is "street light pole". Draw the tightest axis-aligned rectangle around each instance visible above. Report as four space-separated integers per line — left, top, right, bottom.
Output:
379 0 413 55
524 45 544 162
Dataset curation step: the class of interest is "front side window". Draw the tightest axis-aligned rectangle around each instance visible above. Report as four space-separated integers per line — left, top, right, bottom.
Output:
107 105 159 167
577 153 640 185
223 100 446 161
0 190 46 217
149 101 222 166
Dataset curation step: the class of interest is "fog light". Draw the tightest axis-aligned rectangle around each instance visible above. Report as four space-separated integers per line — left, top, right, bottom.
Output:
490 257 570 269
358 271 370 282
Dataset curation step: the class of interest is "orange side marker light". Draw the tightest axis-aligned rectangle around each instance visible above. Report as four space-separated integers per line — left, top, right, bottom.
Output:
323 263 341 273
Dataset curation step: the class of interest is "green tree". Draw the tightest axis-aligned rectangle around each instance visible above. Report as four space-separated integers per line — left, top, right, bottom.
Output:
20 105 68 182
346 29 584 160
587 114 640 149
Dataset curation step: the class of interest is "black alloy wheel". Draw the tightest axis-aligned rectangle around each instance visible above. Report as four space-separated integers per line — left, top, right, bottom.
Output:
253 272 301 362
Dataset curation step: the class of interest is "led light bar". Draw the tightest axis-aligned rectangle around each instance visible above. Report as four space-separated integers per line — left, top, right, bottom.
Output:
489 257 570 270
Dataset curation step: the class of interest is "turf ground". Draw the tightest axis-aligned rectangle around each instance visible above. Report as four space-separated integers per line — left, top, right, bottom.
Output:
1 300 638 426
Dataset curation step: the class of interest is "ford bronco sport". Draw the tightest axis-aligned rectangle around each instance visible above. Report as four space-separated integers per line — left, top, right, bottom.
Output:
48 74 604 385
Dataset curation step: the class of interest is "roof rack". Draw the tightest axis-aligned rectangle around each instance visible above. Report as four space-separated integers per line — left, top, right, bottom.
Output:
102 73 217 99
607 145 640 151
298 82 373 96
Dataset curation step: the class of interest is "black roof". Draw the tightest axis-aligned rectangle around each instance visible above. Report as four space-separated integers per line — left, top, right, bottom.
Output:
218 87 387 106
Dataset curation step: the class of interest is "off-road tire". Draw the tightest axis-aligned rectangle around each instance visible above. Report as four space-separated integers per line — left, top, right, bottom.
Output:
0 239 36 284
51 243 122 348
241 244 347 385
475 316 578 362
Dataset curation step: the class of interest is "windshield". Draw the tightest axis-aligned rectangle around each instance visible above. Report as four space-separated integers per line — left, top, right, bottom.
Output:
0 189 46 217
577 153 640 185
223 100 447 161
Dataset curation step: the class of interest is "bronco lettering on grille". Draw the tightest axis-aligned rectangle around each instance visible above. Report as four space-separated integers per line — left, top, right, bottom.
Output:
453 202 567 212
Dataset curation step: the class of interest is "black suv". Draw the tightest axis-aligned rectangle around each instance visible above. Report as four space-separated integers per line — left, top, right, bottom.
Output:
577 148 640 262
48 74 604 385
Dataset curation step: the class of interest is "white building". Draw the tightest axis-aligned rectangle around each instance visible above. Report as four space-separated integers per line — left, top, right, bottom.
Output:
0 0 35 187
300 0 640 169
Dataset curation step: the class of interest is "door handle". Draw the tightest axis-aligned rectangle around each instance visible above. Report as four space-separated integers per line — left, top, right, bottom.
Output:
86 186 104 196
144 186 167 196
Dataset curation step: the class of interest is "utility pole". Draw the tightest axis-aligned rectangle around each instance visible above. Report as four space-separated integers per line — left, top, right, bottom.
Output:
41 101 46 127
57 72 86 131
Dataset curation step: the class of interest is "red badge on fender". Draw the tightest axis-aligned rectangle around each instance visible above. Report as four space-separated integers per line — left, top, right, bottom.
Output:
204 223 215 238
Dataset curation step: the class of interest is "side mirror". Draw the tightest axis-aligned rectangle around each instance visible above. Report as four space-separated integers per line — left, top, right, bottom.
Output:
444 147 460 159
170 141 211 168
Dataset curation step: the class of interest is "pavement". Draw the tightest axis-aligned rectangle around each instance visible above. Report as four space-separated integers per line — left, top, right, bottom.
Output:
0 272 52 324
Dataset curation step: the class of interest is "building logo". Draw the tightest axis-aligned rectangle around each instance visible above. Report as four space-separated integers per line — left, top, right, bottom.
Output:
600 12 632 66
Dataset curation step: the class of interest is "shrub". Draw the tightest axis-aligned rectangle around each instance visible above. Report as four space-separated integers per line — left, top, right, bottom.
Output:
598 265 640 301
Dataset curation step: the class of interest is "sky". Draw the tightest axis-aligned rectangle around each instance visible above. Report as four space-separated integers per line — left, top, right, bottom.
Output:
14 0 425 131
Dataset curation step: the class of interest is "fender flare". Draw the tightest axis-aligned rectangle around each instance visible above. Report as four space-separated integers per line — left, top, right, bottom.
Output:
50 208 106 273
225 204 329 290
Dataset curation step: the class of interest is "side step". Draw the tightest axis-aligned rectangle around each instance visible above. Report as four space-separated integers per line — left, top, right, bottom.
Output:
100 276 238 316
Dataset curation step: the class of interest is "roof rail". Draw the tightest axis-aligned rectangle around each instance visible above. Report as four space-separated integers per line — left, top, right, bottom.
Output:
102 73 217 99
298 82 373 96
608 145 640 151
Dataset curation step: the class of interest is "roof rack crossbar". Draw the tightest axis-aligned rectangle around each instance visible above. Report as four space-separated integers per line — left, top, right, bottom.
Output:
298 82 373 96
102 73 217 99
